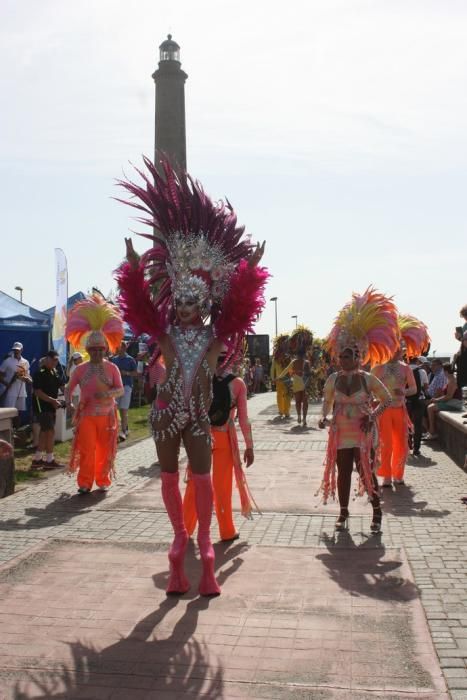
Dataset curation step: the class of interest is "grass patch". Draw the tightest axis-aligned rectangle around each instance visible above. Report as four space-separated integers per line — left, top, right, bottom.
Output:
14 404 152 484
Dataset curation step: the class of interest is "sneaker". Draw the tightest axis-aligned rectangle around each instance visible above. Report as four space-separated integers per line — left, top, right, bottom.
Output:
97 485 110 492
31 458 44 469
77 487 91 494
413 450 420 457
118 432 127 442
382 478 392 488
394 479 405 485
43 460 65 470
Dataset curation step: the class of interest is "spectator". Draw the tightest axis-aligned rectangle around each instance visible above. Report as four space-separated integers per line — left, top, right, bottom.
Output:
426 358 447 399
243 358 253 397
407 357 429 457
31 356 46 450
67 352 84 410
0 342 32 428
426 363 463 439
454 331 467 392
419 356 432 382
455 304 467 341
31 350 65 469
252 357 264 393
111 341 138 441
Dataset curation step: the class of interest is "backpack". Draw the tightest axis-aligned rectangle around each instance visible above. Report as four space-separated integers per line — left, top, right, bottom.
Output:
209 374 236 427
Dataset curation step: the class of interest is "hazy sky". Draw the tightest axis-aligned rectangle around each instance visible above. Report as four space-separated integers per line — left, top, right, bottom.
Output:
1 0 466 354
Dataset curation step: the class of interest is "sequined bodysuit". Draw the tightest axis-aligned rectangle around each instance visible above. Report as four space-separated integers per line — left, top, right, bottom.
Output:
151 325 214 443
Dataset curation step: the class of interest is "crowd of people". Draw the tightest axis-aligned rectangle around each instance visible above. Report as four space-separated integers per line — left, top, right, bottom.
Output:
1 153 466 600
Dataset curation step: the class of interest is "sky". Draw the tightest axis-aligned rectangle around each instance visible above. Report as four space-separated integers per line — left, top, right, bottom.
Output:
1 0 466 355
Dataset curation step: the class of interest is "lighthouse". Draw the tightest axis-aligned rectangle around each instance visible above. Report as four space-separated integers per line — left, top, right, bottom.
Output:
152 35 188 170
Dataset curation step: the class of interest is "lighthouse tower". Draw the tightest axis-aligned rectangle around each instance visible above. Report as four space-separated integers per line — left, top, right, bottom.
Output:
152 35 188 170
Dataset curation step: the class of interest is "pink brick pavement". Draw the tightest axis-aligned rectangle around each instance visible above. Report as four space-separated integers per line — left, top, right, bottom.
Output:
0 536 447 699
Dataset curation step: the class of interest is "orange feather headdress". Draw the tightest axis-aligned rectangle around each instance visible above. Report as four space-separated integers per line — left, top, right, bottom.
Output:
66 294 124 353
327 286 399 367
398 314 430 358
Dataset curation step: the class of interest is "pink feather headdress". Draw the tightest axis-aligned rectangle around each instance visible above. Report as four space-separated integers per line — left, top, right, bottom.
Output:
116 156 254 322
327 286 399 367
66 294 124 353
398 314 430 358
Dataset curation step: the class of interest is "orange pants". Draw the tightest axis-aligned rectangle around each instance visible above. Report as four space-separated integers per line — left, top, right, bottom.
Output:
76 415 113 489
183 430 237 540
377 406 408 481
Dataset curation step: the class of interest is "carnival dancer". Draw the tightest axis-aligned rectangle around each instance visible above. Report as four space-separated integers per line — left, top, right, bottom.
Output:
183 350 257 541
318 287 397 532
371 314 425 486
65 295 125 494
279 326 313 426
116 157 268 596
398 315 431 457
270 333 291 419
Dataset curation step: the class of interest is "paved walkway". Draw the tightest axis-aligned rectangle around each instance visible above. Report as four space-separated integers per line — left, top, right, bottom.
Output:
0 393 466 698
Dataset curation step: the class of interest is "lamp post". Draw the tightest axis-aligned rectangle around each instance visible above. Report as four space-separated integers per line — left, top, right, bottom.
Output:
14 286 23 303
270 297 278 337
291 314 298 328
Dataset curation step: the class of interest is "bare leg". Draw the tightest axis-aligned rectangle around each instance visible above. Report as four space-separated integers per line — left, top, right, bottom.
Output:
295 392 303 423
356 449 382 532
119 408 129 434
302 394 309 426
336 448 354 511
156 433 182 474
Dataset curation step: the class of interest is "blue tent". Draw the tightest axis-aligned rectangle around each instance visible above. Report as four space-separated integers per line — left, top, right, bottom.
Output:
0 291 50 364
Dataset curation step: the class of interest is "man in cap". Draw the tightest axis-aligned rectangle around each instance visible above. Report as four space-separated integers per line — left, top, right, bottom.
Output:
31 350 66 469
0 342 32 428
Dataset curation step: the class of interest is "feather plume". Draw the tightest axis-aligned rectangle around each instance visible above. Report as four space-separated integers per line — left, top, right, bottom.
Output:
273 333 291 365
327 286 399 367
398 314 430 357
289 326 314 355
66 294 124 353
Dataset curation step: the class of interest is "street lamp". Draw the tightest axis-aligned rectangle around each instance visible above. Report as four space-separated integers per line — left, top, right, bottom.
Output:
14 286 23 303
270 297 278 337
291 315 298 328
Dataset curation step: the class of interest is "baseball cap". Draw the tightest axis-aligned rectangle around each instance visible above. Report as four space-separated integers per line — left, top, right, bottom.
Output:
417 356 430 364
11 342 23 351
71 351 83 360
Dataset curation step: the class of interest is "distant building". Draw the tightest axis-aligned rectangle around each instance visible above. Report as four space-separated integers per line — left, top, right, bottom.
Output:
152 34 188 171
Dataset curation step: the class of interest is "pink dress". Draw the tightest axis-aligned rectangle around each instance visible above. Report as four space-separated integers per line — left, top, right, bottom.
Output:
319 371 391 503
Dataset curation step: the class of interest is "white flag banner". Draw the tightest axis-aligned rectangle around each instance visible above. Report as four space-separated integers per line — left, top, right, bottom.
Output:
52 248 68 366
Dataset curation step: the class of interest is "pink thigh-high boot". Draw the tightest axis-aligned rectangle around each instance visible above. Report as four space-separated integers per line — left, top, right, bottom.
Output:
161 471 190 594
192 472 221 596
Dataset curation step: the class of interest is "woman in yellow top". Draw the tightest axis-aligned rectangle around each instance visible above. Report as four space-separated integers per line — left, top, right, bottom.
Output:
279 326 313 426
270 333 291 419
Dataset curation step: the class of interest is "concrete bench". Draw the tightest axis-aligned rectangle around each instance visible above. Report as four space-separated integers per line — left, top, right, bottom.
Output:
0 407 17 498
437 410 467 469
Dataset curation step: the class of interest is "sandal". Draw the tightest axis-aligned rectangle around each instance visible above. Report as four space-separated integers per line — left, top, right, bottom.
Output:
370 507 382 533
335 509 349 531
